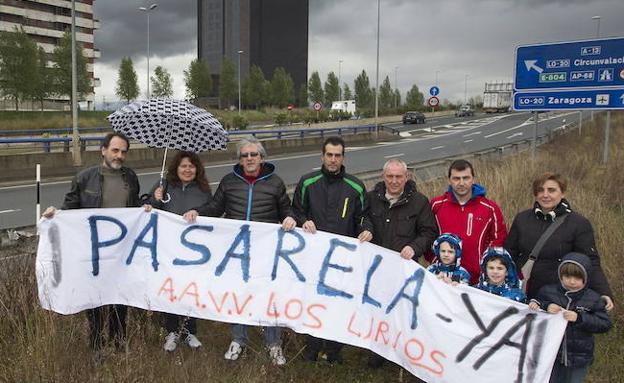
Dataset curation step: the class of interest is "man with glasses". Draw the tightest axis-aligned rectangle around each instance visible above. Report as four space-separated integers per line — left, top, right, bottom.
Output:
183 137 295 366
290 136 373 364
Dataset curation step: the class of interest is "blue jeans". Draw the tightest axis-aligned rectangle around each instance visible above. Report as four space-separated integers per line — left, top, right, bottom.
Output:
550 362 589 383
231 324 281 347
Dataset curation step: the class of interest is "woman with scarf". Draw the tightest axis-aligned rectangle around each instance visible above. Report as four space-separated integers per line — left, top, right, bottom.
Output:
504 172 614 311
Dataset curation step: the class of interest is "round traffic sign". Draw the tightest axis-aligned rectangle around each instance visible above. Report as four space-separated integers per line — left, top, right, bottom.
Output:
312 101 323 111
619 68 624 80
428 96 440 107
429 86 440 96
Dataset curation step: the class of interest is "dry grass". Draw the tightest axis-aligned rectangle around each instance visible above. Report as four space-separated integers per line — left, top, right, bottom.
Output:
0 112 622 382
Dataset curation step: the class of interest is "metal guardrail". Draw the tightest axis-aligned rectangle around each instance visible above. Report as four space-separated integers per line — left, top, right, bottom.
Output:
0 125 399 153
0 136 105 153
0 126 110 136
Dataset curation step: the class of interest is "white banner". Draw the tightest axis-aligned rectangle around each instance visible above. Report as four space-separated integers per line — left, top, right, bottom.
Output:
36 208 566 382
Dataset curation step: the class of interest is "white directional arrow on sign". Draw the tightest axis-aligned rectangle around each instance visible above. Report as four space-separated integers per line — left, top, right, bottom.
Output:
524 60 544 73
620 94 624 104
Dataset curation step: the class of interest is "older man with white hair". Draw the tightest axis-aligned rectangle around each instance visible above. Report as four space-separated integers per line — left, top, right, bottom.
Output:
365 158 438 368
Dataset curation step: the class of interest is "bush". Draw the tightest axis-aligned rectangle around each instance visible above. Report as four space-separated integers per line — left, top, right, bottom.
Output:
231 115 248 130
273 112 288 126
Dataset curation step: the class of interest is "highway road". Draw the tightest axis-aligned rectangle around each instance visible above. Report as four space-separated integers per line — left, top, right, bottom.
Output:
0 111 578 229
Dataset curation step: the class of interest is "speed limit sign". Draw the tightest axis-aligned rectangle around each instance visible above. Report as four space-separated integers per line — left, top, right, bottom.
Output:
427 96 440 107
312 101 323 111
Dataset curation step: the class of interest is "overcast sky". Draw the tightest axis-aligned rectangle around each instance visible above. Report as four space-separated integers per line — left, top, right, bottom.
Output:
93 0 624 105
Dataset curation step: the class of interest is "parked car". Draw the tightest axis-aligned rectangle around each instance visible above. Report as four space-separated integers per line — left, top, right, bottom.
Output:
455 105 475 117
402 111 426 124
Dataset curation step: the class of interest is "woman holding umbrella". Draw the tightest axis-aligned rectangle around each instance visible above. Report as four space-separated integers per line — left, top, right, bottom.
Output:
145 151 213 352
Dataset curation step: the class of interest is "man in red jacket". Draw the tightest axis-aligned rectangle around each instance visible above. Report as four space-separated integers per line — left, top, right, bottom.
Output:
429 159 507 284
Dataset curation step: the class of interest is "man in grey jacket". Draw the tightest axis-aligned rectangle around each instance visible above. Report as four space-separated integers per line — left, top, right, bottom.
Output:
43 132 140 352
183 137 296 366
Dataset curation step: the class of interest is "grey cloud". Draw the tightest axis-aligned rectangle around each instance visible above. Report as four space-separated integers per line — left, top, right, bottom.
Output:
94 0 196 65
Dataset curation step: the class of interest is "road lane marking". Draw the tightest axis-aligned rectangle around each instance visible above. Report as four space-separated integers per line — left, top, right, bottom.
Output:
485 125 526 138
463 131 482 137
430 146 445 150
0 209 21 214
464 139 474 143
507 132 524 139
383 153 404 159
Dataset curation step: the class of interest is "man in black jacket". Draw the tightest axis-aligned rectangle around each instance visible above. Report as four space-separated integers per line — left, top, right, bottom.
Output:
366 158 438 368
42 132 140 352
290 136 372 364
183 137 295 366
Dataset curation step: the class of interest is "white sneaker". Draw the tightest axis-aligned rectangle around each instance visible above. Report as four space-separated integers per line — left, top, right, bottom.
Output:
163 332 179 352
185 334 202 349
268 344 286 366
224 341 243 361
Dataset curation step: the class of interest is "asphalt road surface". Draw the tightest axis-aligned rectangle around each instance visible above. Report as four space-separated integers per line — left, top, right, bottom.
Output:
0 111 578 229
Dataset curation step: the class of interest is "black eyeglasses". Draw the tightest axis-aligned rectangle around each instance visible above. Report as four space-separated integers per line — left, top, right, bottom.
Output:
239 151 260 158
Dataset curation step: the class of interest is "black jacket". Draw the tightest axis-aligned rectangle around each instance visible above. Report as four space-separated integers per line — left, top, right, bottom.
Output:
148 180 212 216
532 253 611 368
62 165 140 209
505 202 612 299
367 180 437 259
195 162 291 224
291 166 371 237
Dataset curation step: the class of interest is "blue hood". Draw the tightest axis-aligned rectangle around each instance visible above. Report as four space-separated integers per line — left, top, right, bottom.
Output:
478 247 521 289
446 183 487 201
558 252 591 292
432 233 463 266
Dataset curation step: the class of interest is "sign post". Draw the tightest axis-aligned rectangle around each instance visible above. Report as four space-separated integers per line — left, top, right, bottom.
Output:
513 37 624 163
429 87 440 113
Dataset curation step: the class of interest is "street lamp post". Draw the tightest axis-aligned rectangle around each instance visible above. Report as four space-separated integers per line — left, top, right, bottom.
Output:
374 0 380 133
70 0 81 165
592 15 601 38
464 74 469 105
238 50 243 115
139 4 158 99
338 60 343 101
394 66 398 108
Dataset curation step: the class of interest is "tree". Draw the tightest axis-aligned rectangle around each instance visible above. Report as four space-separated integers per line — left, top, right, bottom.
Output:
219 57 237 108
184 58 212 100
324 71 340 105
269 67 294 108
32 46 53 110
297 83 308 107
151 66 173 98
307 71 323 104
405 84 425 110
115 57 139 103
242 64 266 109
343 83 353 100
393 88 401 108
354 70 372 110
0 28 38 110
51 31 90 106
379 75 393 109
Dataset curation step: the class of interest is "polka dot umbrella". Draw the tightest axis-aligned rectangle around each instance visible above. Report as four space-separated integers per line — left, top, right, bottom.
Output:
107 98 228 185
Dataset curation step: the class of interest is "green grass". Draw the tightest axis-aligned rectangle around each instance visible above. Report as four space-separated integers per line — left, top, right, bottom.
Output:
0 113 622 382
0 111 111 131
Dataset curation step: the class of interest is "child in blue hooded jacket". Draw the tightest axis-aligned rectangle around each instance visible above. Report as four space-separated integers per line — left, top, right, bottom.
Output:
528 252 611 383
475 247 526 303
427 233 471 284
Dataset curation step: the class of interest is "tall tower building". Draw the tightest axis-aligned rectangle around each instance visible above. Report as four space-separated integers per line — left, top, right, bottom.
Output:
0 0 100 110
198 0 308 97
